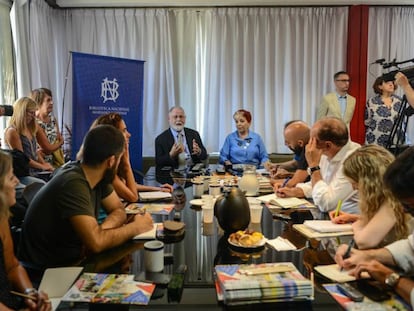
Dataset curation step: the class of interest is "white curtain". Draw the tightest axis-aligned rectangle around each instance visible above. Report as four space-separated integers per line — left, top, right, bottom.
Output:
367 6 414 144
198 7 348 153
13 2 348 157
0 0 14 143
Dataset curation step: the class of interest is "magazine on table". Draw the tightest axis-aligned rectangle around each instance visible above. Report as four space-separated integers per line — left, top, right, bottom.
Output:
62 273 156 305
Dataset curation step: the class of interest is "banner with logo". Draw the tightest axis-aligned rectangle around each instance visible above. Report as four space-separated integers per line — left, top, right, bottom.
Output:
72 52 144 172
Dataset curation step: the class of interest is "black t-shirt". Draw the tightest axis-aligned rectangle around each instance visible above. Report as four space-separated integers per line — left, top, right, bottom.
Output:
18 162 113 268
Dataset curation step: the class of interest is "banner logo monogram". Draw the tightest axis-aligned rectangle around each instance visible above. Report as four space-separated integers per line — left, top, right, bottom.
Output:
101 77 119 103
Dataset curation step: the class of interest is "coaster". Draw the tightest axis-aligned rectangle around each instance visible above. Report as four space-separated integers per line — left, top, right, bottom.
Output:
163 220 185 233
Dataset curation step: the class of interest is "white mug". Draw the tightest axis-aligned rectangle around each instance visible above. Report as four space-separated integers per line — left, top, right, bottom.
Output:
144 240 164 272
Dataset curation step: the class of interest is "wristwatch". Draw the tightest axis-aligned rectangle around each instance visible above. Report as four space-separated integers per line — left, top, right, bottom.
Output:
385 272 400 288
307 165 320 176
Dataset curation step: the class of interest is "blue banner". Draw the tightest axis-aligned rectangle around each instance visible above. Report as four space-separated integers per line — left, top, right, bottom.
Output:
72 52 144 172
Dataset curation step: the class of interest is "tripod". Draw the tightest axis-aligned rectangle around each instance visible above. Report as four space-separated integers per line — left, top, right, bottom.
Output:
385 95 411 155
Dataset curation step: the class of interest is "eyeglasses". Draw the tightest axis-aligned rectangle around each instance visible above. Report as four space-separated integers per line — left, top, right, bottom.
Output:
335 79 350 83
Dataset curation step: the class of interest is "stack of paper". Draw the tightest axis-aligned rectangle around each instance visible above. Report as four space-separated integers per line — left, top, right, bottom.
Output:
303 220 353 233
138 191 172 201
266 237 297 251
215 262 313 305
132 223 160 240
62 273 156 305
257 193 314 208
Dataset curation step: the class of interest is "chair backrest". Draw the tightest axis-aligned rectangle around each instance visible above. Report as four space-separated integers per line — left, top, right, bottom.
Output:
22 182 44 206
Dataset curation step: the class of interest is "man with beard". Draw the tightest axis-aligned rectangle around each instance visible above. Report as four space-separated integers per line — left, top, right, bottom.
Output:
270 120 310 189
18 125 153 269
277 117 360 214
155 106 207 169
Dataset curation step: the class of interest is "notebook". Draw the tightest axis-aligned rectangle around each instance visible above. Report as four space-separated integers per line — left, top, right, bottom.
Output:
38 267 83 311
314 264 369 283
303 220 353 233
257 193 314 209
132 223 160 240
293 224 354 239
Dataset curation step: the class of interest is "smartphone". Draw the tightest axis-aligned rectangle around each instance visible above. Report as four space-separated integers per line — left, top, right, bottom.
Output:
135 271 171 285
356 279 391 301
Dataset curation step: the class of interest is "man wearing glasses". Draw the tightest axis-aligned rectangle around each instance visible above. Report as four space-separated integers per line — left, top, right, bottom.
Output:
317 71 356 128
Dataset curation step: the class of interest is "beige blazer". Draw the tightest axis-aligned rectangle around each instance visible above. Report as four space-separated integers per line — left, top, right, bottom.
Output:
316 92 356 125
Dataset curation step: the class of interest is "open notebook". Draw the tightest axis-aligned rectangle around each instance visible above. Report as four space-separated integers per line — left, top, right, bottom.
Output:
314 264 369 283
257 193 315 209
38 267 83 311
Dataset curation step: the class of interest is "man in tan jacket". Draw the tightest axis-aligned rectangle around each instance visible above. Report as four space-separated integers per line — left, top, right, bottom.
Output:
317 71 356 128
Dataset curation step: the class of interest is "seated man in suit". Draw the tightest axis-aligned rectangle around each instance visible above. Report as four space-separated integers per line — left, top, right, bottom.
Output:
155 106 207 169
18 125 154 269
276 117 360 214
335 146 414 308
317 71 356 128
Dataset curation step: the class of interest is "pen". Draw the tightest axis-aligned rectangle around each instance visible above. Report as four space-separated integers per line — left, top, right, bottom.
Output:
334 199 343 218
281 177 291 188
10 290 51 304
341 239 355 271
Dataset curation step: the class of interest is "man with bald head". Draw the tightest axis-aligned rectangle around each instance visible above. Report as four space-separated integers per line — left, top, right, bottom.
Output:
277 117 360 214
271 120 311 188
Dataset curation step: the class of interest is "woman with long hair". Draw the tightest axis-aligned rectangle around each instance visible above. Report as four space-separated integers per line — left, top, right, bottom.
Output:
5 97 53 184
330 144 408 249
0 151 50 310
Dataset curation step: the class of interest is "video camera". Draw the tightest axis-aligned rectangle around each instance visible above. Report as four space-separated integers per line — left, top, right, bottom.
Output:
379 58 414 82
0 105 13 117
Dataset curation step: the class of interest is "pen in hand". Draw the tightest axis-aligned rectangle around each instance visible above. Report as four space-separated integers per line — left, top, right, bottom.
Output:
334 199 343 218
281 176 291 188
341 239 355 272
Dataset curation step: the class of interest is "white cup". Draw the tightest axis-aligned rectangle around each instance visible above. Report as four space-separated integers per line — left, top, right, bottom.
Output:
250 204 263 223
193 182 204 198
202 205 214 223
144 240 164 272
209 184 221 197
201 194 214 206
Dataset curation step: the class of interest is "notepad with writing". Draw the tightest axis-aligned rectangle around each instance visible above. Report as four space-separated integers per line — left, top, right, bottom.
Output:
303 220 353 233
315 264 369 283
257 193 314 208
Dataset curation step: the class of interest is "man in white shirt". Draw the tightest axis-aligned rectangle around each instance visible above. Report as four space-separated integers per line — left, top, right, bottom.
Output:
276 117 360 214
335 146 414 308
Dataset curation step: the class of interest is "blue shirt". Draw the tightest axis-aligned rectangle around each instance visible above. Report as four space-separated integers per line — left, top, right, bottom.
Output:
219 131 269 168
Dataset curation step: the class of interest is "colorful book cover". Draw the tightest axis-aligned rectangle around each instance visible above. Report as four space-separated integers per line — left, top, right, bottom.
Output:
215 263 313 304
62 273 155 305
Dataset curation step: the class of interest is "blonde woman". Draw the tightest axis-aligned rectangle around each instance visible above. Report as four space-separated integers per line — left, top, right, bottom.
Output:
330 144 407 249
0 151 51 310
5 97 53 184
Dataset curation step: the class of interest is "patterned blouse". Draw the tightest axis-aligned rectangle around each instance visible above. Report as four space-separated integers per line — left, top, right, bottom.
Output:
364 94 405 147
37 114 59 164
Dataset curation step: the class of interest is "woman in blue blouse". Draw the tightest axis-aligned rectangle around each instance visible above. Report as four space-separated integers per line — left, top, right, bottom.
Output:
219 109 269 168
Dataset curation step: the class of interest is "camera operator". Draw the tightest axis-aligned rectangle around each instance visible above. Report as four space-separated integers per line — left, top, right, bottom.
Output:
395 72 414 108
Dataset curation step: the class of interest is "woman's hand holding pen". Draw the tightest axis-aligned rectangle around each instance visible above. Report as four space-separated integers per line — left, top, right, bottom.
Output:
329 211 359 224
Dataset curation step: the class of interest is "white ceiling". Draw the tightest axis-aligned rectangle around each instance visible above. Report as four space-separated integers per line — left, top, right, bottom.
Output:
56 0 414 8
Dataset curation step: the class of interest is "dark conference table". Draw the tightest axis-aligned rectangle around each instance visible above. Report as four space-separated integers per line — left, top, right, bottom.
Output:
57 168 342 311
